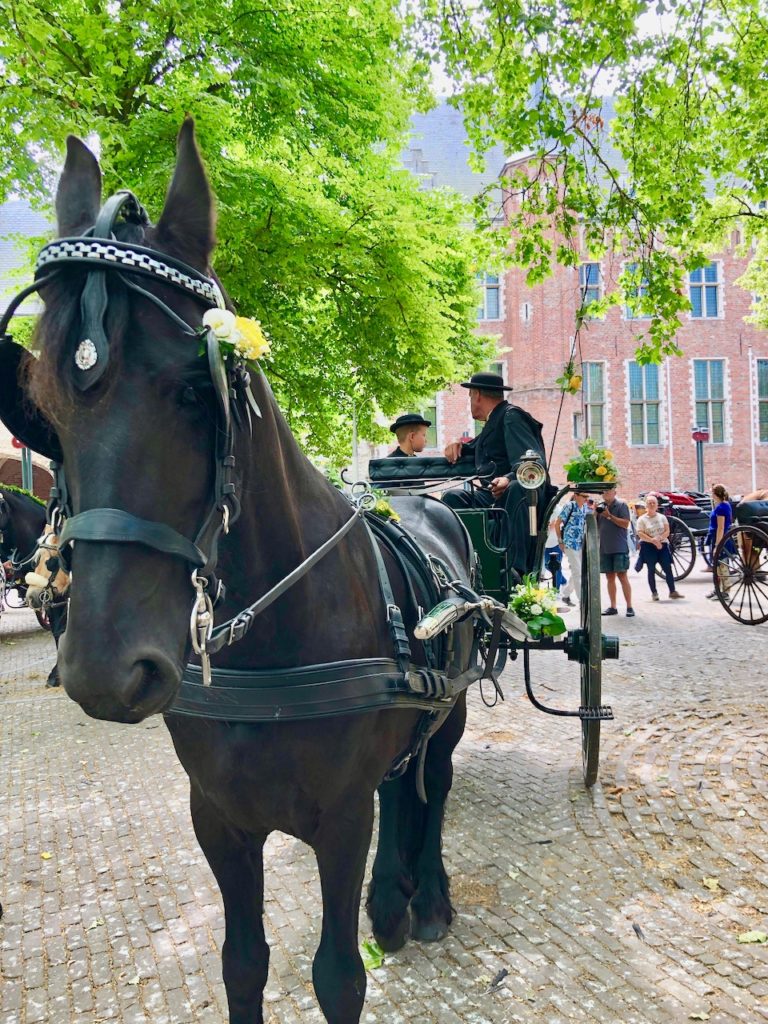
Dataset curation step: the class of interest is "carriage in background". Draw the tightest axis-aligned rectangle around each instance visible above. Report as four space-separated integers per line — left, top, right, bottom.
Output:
711 499 768 625
367 452 620 787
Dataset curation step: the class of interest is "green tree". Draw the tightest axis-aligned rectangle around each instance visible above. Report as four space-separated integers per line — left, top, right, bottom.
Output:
413 0 768 361
0 0 491 461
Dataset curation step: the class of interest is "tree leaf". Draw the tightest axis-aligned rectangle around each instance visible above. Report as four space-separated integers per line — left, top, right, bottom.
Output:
360 938 385 970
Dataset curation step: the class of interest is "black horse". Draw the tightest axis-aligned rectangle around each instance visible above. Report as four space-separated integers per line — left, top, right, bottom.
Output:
0 486 66 686
11 124 479 1023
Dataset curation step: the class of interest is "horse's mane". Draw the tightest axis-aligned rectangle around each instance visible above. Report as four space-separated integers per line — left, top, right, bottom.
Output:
26 221 146 426
0 483 45 507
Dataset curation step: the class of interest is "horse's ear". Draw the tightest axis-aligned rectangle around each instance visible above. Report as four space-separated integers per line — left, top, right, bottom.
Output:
155 118 216 270
55 136 102 237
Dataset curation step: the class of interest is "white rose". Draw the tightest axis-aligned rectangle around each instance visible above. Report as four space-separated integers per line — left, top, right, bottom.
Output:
590 453 599 462
203 308 237 339
530 603 543 615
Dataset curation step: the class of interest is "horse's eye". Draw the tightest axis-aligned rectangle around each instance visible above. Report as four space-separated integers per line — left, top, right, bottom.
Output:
180 386 200 406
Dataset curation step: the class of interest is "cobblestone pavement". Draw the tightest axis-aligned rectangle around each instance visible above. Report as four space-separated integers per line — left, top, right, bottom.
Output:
1 571 768 1024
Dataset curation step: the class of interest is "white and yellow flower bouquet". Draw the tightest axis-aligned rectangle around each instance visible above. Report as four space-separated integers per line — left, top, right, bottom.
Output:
508 574 566 638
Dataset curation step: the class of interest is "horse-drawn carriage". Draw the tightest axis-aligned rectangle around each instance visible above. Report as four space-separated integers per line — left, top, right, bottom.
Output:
711 499 768 624
367 453 619 787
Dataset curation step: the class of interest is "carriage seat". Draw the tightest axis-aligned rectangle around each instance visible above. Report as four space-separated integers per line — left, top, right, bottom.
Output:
735 499 768 528
368 454 484 486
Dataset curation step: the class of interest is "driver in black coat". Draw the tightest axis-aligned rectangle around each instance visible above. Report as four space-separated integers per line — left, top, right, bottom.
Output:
442 371 552 573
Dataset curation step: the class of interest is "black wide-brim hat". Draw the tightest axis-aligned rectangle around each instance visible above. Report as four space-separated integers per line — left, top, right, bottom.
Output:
460 372 512 392
389 413 432 433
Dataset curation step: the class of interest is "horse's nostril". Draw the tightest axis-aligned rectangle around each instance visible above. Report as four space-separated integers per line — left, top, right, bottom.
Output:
119 654 179 714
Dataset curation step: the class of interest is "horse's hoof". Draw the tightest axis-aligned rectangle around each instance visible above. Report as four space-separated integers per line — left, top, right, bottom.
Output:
409 914 450 943
45 676 61 688
374 914 410 953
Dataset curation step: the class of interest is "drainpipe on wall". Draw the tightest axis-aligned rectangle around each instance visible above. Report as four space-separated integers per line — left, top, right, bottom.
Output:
748 346 757 491
665 357 676 490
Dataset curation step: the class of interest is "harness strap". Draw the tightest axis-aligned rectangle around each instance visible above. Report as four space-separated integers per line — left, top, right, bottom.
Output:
206 508 364 653
362 518 411 676
59 508 207 566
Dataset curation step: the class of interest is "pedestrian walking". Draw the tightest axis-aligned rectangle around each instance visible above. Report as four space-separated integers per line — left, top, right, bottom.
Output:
596 485 635 617
555 490 590 607
635 494 685 602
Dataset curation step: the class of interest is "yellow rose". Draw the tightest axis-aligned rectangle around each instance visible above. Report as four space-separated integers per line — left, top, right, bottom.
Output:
569 375 582 391
233 317 271 361
595 465 608 476
604 473 615 482
602 449 614 461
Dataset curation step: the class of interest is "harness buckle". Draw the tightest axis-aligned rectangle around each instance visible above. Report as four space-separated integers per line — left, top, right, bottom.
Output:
386 603 399 622
189 572 215 686
222 504 230 535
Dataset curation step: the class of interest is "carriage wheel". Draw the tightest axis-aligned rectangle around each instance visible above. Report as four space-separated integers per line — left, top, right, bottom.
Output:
580 514 602 787
714 525 768 625
654 516 696 582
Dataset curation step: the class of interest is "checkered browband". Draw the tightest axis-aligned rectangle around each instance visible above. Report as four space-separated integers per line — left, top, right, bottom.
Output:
35 238 225 310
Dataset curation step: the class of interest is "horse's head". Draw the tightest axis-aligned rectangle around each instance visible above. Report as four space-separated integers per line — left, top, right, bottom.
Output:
24 524 70 609
25 121 232 722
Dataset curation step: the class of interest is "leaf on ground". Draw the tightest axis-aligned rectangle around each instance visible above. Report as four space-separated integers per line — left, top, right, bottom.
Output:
40 852 53 860
360 939 385 970
507 869 520 880
86 918 105 930
689 1013 710 1020
702 877 720 891
738 930 768 944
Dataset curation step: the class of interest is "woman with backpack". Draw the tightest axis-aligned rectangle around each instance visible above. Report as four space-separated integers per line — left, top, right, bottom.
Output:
555 490 590 607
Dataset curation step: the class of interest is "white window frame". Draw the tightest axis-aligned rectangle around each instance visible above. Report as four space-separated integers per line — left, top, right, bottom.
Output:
582 360 606 445
756 358 768 444
477 272 501 321
626 360 663 446
689 261 722 320
579 262 602 315
623 261 652 320
691 357 727 445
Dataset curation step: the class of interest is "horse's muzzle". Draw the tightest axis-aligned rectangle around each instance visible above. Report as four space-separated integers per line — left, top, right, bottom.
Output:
59 641 181 723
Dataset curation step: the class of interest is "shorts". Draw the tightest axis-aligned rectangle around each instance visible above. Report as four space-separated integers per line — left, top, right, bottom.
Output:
600 552 630 574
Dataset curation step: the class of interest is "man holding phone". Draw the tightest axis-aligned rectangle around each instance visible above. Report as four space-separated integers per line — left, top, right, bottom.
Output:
596 485 635 617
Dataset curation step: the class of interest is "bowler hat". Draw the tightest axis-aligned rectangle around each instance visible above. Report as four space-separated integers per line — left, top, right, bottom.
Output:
460 372 512 392
389 413 432 433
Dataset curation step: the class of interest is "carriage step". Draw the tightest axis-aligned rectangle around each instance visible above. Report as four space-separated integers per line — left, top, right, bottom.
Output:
578 704 614 721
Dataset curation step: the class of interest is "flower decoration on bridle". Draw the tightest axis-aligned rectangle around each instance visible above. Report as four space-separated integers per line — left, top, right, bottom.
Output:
202 308 271 363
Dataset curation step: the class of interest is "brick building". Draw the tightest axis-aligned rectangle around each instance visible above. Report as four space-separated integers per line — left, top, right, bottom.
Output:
383 107 768 500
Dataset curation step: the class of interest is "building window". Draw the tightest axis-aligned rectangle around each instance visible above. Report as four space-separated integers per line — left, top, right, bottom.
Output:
757 360 768 443
579 262 602 314
624 262 651 319
420 401 438 448
689 262 720 318
573 411 583 440
583 361 605 444
693 359 726 443
628 362 661 445
477 273 500 320
474 361 505 435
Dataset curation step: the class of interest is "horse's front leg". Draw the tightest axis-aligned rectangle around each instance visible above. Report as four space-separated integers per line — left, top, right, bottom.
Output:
366 776 413 951
312 792 375 1024
409 696 466 942
190 786 269 1024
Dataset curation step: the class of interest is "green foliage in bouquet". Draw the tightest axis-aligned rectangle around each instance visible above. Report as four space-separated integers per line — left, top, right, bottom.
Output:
508 574 566 639
564 438 619 484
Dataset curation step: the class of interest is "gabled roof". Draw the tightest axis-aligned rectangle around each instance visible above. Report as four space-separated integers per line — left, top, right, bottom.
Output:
403 101 507 198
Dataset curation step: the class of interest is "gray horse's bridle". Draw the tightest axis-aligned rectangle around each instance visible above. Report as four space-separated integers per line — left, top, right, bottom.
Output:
0 189 362 685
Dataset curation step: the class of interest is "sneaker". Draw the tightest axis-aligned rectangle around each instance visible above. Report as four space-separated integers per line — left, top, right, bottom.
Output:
651 593 660 602
626 608 636 617
706 591 717 599
561 596 574 607
602 607 618 616
669 591 685 599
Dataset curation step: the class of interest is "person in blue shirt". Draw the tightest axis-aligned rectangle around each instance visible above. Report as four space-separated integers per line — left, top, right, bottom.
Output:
554 490 590 607
706 483 735 598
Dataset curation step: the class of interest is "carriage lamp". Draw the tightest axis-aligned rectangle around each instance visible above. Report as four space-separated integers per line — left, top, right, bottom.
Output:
515 451 546 536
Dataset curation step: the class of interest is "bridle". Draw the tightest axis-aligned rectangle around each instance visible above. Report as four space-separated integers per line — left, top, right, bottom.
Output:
0 189 363 682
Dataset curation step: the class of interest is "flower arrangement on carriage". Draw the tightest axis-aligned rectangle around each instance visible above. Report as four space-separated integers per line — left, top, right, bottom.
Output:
507 574 566 638
564 438 619 485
